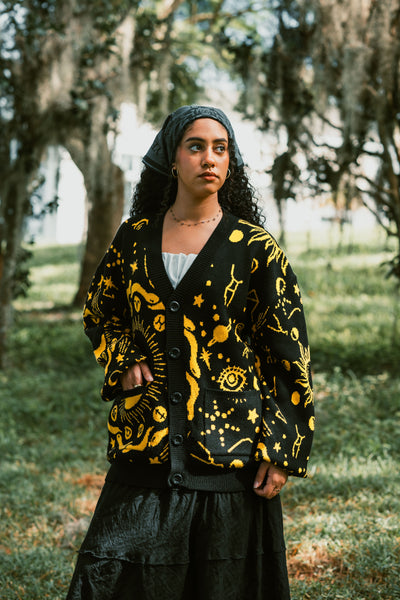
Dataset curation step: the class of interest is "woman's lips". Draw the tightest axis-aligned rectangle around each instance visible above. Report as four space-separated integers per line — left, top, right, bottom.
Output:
199 172 218 180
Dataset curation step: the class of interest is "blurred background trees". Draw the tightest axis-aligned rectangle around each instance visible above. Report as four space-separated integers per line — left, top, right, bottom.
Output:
228 0 400 265
1 0 400 367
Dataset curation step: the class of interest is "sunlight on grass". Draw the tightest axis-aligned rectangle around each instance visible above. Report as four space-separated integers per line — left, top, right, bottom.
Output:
14 262 80 310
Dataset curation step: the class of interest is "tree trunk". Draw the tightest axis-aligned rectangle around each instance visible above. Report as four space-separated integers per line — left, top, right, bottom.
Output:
66 98 126 309
72 161 125 308
0 175 31 368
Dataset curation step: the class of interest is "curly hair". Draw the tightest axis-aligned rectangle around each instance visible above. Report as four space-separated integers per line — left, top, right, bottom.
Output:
130 133 265 228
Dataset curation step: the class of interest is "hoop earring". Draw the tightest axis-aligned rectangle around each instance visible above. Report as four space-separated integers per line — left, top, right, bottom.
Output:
171 166 178 179
226 168 231 179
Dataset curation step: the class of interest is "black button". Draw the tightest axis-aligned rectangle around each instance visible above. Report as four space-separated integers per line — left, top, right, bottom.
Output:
169 300 180 312
168 347 181 359
170 391 182 405
170 473 184 486
172 434 184 446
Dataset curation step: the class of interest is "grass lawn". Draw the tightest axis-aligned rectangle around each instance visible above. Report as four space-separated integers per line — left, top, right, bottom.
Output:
1 227 399 599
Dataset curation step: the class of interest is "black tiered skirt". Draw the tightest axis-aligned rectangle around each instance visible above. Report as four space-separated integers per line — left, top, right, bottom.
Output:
66 480 290 600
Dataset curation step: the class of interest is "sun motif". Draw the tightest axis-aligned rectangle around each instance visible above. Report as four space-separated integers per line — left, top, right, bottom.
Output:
293 342 313 407
239 220 288 275
217 366 247 392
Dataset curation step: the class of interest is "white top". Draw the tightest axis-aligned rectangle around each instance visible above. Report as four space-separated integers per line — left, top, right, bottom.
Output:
162 252 198 288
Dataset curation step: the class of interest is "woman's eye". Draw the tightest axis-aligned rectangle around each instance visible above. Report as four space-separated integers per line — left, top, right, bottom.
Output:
216 145 227 153
189 143 202 152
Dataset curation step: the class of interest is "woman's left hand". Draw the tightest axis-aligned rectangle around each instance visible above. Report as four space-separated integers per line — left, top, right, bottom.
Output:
253 461 288 499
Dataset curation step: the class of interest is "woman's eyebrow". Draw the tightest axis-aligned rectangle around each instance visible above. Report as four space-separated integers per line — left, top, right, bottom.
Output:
184 136 228 144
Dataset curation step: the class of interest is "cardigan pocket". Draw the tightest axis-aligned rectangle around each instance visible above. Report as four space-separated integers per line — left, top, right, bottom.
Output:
106 386 169 463
190 388 262 468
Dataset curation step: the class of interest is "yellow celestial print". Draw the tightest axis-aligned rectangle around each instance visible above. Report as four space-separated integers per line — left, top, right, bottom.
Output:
116 427 154 453
153 405 167 423
190 442 225 468
131 218 149 230
193 294 204 307
101 275 118 298
133 296 141 313
184 315 201 378
200 347 212 369
247 289 260 318
239 220 289 275
193 388 263 467
93 333 107 363
275 408 288 424
186 371 200 421
276 277 286 295
227 438 254 454
290 327 299 341
149 428 169 447
251 258 258 273
153 314 165 331
256 442 271 463
229 229 244 242
207 321 232 346
292 424 306 459
127 282 164 311
83 214 314 479
247 408 259 424
124 392 142 410
224 264 244 307
293 342 313 407
217 365 247 392
253 307 270 334
291 391 300 405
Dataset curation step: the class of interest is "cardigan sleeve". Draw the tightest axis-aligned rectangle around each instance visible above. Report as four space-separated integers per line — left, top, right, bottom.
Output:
249 239 314 477
83 224 147 401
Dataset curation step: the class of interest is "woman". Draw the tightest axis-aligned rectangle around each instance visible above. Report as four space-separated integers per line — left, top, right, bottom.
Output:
67 105 314 600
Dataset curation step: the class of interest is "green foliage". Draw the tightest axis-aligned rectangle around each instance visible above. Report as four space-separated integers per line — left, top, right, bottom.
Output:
1 233 399 598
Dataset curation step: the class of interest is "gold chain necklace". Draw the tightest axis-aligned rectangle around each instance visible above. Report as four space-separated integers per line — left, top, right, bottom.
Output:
169 206 222 227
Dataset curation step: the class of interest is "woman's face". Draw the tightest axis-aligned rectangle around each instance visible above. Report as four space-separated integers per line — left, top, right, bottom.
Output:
173 118 230 201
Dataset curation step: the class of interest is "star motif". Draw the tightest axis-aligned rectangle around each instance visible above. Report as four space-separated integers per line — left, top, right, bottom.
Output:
247 408 259 424
130 261 138 274
294 283 300 296
200 347 212 370
273 442 281 452
193 294 204 307
103 275 116 290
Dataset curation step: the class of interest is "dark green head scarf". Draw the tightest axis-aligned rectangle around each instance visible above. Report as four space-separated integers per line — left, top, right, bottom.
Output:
142 105 244 176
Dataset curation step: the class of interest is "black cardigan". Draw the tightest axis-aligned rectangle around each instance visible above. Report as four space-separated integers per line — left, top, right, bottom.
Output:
83 211 314 491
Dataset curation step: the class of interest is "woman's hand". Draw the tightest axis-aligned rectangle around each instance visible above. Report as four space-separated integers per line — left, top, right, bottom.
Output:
253 461 288 499
120 361 154 390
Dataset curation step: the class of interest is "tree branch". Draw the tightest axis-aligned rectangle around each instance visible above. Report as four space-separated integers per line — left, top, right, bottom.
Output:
158 0 186 21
